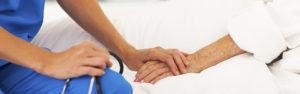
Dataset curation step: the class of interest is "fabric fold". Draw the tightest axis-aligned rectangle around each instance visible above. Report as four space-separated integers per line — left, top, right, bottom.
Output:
228 1 287 63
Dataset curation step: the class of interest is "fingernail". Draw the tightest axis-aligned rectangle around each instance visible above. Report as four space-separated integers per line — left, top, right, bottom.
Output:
151 81 155 84
183 69 187 74
134 78 137 82
141 80 145 83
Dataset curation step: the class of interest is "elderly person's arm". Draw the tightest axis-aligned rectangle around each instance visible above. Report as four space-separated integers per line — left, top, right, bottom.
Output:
135 34 245 83
57 0 188 75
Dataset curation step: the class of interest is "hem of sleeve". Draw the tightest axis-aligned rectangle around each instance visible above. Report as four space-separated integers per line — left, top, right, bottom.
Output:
228 1 287 63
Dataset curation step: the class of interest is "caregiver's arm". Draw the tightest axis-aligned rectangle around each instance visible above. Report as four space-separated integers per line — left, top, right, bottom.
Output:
0 26 111 79
136 34 245 83
57 0 188 75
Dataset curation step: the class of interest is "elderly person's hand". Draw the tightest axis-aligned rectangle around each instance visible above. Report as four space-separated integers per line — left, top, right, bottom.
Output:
135 61 172 84
121 47 189 75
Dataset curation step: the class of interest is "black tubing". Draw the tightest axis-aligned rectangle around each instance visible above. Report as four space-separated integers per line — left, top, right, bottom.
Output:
96 51 124 94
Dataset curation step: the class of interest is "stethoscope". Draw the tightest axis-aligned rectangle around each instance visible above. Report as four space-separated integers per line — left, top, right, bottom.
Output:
61 51 124 94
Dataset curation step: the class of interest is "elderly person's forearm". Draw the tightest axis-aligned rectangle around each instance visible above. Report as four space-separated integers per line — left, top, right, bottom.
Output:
187 34 245 73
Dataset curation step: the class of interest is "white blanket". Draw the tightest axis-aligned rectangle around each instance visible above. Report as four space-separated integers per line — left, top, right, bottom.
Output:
32 0 299 93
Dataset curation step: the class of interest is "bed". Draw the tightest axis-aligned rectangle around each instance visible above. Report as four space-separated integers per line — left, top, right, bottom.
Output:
32 0 300 94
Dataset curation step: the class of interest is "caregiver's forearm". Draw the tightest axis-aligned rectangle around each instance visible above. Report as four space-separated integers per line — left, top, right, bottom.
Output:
187 34 245 73
0 26 53 70
57 0 135 56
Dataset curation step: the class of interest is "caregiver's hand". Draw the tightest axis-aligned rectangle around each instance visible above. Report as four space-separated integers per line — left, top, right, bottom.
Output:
37 42 112 79
121 47 189 75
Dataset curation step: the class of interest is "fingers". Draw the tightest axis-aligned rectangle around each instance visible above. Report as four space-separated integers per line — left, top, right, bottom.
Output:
81 67 105 77
151 72 172 84
178 51 189 66
135 61 172 84
76 41 113 68
107 61 113 68
136 62 164 81
143 67 169 83
84 57 107 69
168 49 187 73
147 47 189 75
81 42 112 67
161 55 180 75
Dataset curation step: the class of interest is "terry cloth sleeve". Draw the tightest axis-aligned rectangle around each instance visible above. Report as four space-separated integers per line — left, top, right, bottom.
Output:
227 1 287 64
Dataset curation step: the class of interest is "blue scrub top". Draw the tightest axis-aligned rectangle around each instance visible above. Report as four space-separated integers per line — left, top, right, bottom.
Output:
0 0 45 67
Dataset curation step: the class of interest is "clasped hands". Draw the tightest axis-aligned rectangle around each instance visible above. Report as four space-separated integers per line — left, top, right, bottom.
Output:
38 42 202 82
128 48 203 84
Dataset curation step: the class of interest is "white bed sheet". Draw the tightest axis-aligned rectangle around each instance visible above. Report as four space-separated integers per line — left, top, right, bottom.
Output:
33 0 300 94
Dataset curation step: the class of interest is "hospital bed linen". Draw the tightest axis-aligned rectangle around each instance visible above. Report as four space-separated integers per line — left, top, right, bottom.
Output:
32 0 300 94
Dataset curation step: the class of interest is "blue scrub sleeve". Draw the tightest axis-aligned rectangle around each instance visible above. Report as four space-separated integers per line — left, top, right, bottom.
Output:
0 89 4 94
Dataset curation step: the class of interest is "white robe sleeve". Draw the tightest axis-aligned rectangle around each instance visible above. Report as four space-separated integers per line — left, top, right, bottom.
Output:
229 0 300 64
228 1 287 64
